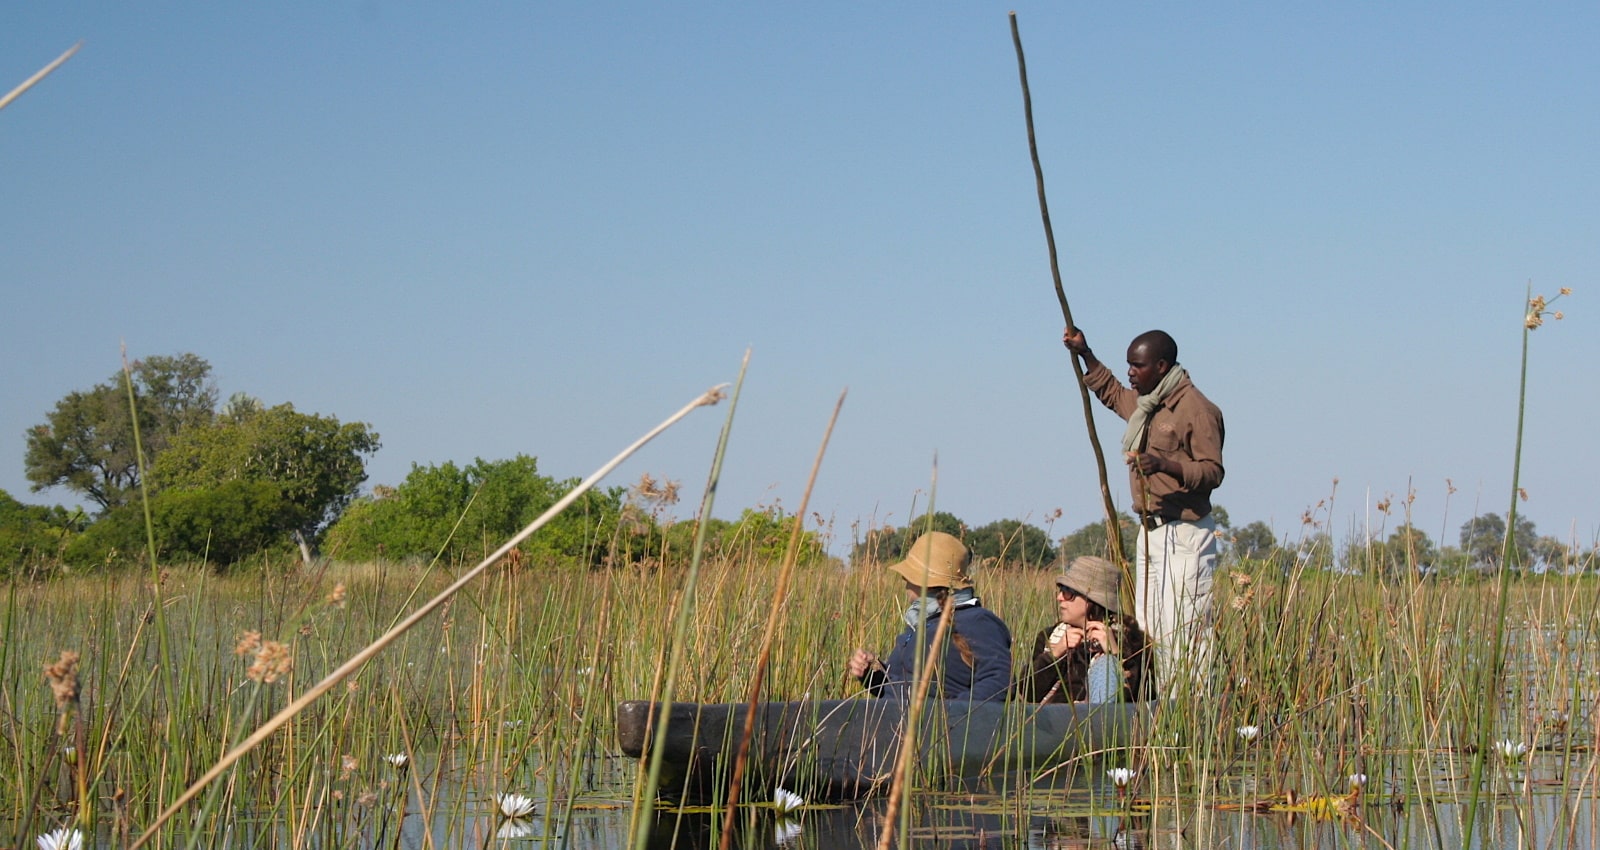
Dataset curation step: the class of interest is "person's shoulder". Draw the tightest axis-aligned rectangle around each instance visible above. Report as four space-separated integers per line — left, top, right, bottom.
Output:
962 605 1012 635
1175 375 1223 418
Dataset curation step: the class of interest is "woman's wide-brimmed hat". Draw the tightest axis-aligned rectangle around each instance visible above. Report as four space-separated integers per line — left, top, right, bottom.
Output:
1053 555 1122 613
887 531 974 590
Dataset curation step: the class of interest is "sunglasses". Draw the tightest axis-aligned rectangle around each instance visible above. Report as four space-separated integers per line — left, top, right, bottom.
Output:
1056 585 1082 601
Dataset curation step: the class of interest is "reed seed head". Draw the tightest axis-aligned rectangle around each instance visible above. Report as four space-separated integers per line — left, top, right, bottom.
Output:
43 650 80 710
234 631 262 656
246 640 294 683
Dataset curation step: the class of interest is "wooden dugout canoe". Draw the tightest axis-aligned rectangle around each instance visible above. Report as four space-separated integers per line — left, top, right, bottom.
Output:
616 698 1152 801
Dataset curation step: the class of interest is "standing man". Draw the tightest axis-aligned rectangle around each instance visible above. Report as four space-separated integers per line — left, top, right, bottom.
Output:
1061 327 1224 698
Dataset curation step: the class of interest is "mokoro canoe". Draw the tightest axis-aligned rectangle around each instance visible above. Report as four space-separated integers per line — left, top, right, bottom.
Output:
616 698 1151 801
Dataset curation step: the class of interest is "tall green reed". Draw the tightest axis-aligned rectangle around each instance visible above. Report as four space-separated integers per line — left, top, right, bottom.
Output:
629 356 746 849
1462 285 1570 846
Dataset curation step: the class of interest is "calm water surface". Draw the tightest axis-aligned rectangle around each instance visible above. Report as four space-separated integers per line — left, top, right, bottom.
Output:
375 751 1592 850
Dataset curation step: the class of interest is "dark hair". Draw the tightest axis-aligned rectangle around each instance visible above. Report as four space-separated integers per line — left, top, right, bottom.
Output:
1131 330 1178 365
935 589 976 669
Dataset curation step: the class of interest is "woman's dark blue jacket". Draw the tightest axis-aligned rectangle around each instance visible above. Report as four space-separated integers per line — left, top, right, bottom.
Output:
860 604 1012 702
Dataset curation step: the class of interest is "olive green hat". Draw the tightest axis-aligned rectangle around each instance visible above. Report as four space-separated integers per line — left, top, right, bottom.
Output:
887 531 973 590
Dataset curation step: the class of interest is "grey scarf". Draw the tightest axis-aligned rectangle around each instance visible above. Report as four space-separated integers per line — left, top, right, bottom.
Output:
903 587 978 629
1122 364 1188 454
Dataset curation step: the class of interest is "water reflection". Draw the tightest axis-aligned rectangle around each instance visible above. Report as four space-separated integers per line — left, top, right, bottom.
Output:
641 805 1137 850
264 750 1597 849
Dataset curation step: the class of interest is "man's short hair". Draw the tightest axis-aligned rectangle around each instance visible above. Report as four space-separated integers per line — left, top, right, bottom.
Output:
1131 330 1178 365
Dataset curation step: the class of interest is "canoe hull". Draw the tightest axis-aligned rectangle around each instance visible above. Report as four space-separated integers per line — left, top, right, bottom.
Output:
616 699 1149 801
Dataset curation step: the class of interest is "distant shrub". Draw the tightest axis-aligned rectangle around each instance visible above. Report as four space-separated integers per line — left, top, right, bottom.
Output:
0 489 85 575
323 455 624 567
63 480 296 569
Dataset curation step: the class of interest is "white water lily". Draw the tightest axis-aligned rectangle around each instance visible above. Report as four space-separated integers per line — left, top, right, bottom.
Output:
774 819 803 847
36 828 83 850
1106 767 1135 787
773 787 805 814
1496 740 1529 760
383 753 409 769
1349 773 1367 788
496 792 538 820
1236 725 1260 742
496 819 539 839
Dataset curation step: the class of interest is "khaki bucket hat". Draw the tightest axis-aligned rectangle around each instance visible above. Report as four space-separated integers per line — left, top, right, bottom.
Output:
887 531 973 590
1053 555 1122 614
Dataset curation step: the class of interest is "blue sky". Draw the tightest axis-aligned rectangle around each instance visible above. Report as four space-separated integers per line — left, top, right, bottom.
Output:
4 3 1595 556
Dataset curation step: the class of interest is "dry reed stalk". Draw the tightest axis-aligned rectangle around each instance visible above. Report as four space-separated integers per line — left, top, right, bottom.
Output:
1008 13 1128 579
716 390 846 850
629 355 747 849
0 42 80 112
130 385 726 849
873 585 959 850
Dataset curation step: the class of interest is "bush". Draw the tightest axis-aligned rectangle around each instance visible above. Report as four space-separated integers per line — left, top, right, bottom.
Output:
63 480 296 569
323 455 624 567
0 489 85 574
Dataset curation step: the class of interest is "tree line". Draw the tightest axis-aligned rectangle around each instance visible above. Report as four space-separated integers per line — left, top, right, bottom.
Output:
4 353 1592 575
3 353 829 573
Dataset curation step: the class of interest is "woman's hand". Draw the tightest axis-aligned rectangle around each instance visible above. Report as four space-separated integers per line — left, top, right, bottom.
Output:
1046 622 1086 659
848 649 883 680
1083 620 1119 656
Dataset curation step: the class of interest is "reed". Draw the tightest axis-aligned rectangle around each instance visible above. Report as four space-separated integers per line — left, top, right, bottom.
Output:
3 529 1597 842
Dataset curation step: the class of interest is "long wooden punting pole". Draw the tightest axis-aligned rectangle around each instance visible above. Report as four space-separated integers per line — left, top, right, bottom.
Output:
1009 13 1130 577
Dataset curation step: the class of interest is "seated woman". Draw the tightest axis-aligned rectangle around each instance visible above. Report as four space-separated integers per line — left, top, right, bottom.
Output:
847 531 1012 702
1015 555 1151 703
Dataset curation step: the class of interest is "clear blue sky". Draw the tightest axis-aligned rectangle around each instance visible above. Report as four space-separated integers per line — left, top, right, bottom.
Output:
4 3 1595 556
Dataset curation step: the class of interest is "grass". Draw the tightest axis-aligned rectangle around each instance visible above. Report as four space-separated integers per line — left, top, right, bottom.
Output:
2 549 1597 847
0 282 1581 849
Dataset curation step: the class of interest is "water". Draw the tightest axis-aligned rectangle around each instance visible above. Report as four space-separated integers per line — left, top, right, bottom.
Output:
33 751 1582 848
369 751 1594 850
372 791 1592 850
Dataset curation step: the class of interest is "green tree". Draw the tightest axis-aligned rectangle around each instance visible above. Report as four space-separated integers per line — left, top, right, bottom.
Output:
64 480 297 569
25 354 216 511
1532 535 1572 572
850 511 966 566
1229 520 1281 564
1297 531 1335 571
967 519 1056 568
1339 524 1439 576
1056 513 1136 563
1385 524 1438 574
324 455 624 568
1458 513 1536 570
150 403 379 560
712 506 826 566
0 489 86 574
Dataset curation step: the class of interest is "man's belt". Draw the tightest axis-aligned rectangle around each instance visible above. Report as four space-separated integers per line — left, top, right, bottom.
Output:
1140 514 1172 531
